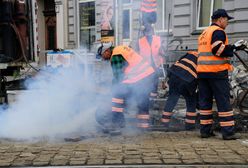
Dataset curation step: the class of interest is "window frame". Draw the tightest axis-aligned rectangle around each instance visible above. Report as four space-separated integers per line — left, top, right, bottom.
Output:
122 0 132 6
155 0 173 33
122 7 132 42
196 0 221 30
78 0 96 51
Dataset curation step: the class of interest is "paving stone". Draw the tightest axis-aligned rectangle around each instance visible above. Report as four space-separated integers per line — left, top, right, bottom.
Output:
50 159 68 166
0 161 11 167
40 151 57 155
8 146 26 152
11 159 32 167
3 152 21 157
69 160 86 166
108 149 122 153
162 158 182 164
104 159 122 164
162 154 180 159
124 154 141 159
182 159 203 164
235 149 248 155
0 146 11 150
33 156 51 162
241 154 248 159
24 147 43 154
195 149 217 155
57 151 73 156
106 155 122 160
143 156 160 160
53 154 70 160
70 157 86 161
224 158 247 164
20 152 36 158
202 157 226 164
143 152 160 157
143 158 162 164
32 161 50 166
72 151 88 157
124 159 142 164
86 158 104 165
125 150 140 155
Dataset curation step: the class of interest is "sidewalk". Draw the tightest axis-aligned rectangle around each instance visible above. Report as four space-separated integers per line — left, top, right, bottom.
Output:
0 131 248 167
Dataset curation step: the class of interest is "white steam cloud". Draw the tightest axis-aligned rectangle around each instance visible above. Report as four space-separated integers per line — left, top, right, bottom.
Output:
0 50 111 140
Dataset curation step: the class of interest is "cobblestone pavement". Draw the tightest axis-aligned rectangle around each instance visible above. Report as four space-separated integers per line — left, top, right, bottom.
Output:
1 131 248 167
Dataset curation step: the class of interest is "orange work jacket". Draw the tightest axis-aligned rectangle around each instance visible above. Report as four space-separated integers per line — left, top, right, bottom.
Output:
111 46 155 84
138 35 163 68
140 0 157 13
197 25 233 73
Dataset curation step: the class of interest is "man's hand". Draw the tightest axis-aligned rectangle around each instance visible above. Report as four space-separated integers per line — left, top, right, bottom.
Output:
233 40 248 50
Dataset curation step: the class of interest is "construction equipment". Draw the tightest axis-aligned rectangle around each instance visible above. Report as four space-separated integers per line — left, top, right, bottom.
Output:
0 0 37 104
231 48 248 113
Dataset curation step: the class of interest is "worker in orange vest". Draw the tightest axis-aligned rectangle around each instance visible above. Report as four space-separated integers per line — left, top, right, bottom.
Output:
162 51 198 131
97 43 156 134
137 24 164 100
197 9 247 140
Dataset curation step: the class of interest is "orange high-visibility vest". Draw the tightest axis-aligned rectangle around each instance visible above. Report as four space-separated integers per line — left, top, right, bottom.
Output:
138 35 163 68
140 0 157 13
197 25 233 73
111 46 155 84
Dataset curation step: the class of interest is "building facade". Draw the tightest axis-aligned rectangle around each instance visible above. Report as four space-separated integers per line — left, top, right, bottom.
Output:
45 0 248 58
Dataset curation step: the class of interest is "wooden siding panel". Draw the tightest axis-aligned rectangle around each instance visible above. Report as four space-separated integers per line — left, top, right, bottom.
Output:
233 10 248 21
173 5 190 16
174 0 190 6
223 0 235 11
173 26 190 37
174 16 190 26
233 21 248 33
234 0 248 8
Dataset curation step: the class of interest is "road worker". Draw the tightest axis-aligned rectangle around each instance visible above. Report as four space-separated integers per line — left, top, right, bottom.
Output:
161 51 198 131
97 43 156 133
137 24 164 100
197 9 247 140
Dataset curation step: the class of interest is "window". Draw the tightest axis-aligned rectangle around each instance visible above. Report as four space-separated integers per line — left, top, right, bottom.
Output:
122 0 131 4
79 1 95 51
122 9 131 40
197 0 222 29
155 0 173 32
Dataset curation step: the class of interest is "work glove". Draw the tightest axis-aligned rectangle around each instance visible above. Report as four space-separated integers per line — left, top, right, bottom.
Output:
233 40 248 51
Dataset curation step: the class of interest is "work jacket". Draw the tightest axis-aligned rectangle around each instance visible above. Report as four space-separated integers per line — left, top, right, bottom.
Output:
138 35 163 68
197 25 233 73
111 46 155 84
168 51 198 83
140 0 157 13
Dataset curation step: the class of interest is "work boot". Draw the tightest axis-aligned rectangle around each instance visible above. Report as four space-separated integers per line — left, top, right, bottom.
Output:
102 123 121 135
201 132 216 138
185 124 195 131
222 133 241 140
109 122 123 136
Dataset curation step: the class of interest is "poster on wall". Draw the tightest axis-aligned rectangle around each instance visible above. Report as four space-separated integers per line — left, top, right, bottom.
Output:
100 0 114 43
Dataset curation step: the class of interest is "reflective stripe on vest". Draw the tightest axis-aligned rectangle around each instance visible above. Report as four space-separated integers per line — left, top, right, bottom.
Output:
138 35 162 68
197 25 233 73
173 51 198 79
111 46 155 84
140 0 157 13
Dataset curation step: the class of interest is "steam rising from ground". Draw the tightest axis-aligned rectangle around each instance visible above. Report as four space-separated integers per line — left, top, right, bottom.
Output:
0 51 110 140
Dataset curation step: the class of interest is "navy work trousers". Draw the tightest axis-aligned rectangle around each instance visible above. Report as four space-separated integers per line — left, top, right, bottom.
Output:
198 77 235 136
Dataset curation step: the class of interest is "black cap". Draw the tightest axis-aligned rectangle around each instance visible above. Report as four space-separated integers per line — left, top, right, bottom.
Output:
211 9 234 20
